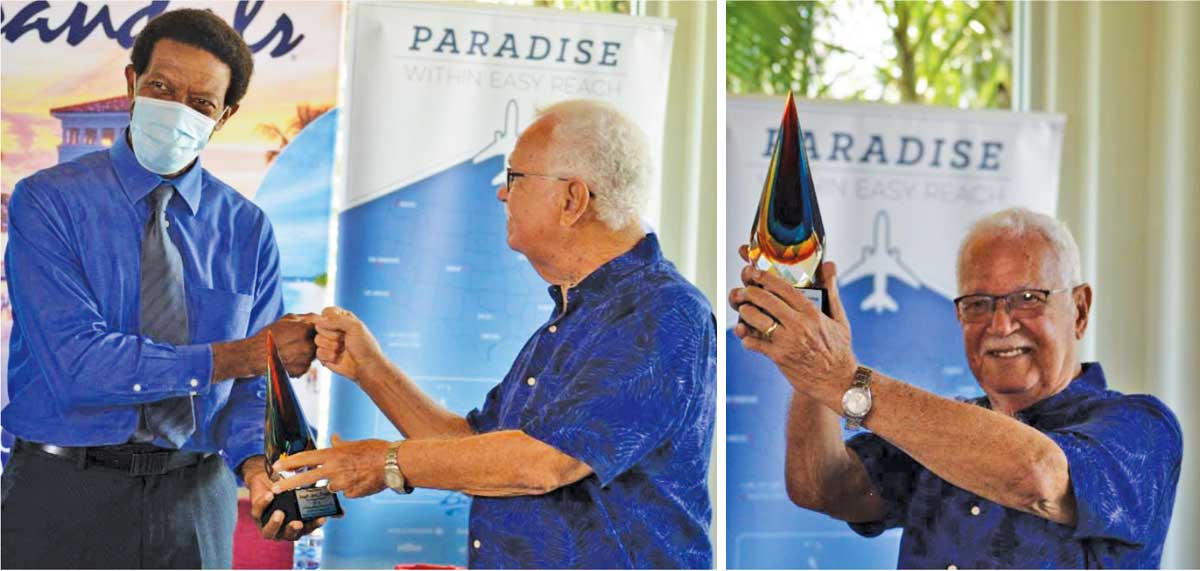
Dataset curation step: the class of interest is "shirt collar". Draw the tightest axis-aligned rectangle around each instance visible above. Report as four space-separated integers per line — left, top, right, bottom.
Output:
110 128 203 215
546 233 663 311
1016 361 1107 421
973 362 1107 424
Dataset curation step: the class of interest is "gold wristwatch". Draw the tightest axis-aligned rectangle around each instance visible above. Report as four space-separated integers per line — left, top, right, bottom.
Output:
384 442 413 494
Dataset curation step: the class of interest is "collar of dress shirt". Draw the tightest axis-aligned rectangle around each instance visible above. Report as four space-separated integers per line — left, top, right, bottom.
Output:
110 127 204 215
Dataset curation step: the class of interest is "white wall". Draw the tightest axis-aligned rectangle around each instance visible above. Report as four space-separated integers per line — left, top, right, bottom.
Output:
1027 2 1200 567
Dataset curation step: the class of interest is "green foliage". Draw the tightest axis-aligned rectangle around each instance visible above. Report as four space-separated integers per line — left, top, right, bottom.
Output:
534 0 629 12
727 1 841 98
727 0 1012 109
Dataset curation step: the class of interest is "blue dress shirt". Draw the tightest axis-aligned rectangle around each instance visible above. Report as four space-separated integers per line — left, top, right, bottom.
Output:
848 362 1182 569
465 234 716 569
3 131 283 473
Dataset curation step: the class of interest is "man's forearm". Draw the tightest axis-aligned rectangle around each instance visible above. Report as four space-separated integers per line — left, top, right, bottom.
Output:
358 362 473 439
785 390 884 522
211 337 262 381
803 371 1074 524
396 430 590 496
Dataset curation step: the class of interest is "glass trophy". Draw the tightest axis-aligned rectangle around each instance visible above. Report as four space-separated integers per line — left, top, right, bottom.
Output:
748 90 830 316
261 331 344 526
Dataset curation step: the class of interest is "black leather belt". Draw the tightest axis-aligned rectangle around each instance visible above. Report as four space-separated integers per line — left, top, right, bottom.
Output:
18 439 211 476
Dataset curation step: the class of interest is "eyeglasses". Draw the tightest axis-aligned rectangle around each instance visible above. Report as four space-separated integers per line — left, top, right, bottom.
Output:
953 287 1075 323
506 167 570 191
505 167 595 197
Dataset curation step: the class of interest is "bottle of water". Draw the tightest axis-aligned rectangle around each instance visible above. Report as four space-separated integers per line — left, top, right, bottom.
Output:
293 528 323 570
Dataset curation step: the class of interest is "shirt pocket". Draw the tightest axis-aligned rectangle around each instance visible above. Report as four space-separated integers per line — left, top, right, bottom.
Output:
189 287 254 343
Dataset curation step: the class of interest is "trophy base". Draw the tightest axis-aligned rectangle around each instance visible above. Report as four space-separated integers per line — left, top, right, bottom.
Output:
797 286 830 317
261 486 344 526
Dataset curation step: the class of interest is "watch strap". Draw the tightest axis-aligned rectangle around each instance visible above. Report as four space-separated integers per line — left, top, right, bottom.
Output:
853 365 873 389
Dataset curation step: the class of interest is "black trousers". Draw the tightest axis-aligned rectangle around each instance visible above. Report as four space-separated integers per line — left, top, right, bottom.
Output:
1 441 237 569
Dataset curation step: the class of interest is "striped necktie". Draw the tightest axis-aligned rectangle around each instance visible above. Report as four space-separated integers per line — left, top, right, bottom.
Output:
137 184 195 447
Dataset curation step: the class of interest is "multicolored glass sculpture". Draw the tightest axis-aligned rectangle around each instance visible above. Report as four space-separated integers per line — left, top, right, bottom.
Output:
262 331 343 525
748 91 829 313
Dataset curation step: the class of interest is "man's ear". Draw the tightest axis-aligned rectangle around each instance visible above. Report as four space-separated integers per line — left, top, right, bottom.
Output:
214 103 240 132
559 178 591 227
1073 283 1093 339
125 65 137 102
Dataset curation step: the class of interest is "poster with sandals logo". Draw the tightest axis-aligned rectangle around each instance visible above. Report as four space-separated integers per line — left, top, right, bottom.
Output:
0 0 342 497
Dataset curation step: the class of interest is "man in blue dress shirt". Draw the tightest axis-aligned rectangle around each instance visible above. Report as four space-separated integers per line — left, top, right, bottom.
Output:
731 207 1181 569
272 100 717 569
2 10 322 568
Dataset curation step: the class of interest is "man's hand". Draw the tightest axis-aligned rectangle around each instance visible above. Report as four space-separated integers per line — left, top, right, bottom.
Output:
260 314 319 377
213 313 318 380
241 455 327 541
272 435 390 499
728 245 858 398
314 307 386 383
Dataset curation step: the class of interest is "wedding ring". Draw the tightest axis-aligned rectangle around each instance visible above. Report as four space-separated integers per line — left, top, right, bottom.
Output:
763 321 780 340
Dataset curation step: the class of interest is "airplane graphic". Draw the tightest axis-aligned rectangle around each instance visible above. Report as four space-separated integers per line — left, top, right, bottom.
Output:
472 99 520 187
839 210 925 314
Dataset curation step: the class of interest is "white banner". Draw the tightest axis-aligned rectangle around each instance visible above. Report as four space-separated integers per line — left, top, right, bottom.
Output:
340 1 674 224
725 95 1064 569
324 3 675 567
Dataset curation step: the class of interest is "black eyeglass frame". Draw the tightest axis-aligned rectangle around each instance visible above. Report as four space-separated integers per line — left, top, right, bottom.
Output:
505 167 594 197
953 286 1077 321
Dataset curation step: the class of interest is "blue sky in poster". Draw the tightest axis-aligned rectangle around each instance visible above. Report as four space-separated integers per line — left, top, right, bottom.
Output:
254 109 337 282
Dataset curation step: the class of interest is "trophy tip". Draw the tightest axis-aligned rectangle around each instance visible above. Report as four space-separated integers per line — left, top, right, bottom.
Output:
782 91 799 128
266 330 277 352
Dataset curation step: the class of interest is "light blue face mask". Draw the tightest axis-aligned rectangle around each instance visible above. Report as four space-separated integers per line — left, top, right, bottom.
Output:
129 95 221 175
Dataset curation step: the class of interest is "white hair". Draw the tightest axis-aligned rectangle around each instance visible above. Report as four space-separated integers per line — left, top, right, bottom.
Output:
535 100 653 230
957 207 1083 290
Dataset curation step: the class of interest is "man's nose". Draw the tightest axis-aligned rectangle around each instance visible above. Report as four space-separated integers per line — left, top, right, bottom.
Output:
985 300 1020 336
497 184 508 202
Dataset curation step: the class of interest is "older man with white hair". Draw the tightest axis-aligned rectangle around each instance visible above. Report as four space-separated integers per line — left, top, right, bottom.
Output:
730 207 1181 568
274 99 716 569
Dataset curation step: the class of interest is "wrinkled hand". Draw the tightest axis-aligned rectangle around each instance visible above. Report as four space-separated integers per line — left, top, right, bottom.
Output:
273 435 390 499
728 244 858 396
241 455 327 541
314 307 386 383
260 313 318 376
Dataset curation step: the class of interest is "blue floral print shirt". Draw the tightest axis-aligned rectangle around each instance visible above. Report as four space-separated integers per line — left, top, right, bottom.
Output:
847 362 1182 569
465 233 716 569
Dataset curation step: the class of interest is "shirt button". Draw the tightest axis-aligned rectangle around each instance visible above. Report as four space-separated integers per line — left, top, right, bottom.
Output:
133 384 142 392
473 539 481 549
526 377 536 387
970 505 981 516
548 325 557 333
189 378 200 388
163 220 170 228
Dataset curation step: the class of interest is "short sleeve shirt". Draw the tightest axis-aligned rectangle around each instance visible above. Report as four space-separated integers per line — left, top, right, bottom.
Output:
464 234 717 569
847 363 1182 569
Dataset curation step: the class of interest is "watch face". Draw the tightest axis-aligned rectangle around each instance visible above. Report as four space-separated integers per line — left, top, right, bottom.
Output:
842 387 872 417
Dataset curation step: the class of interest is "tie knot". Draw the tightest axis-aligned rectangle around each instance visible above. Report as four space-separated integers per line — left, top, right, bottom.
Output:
151 185 174 213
